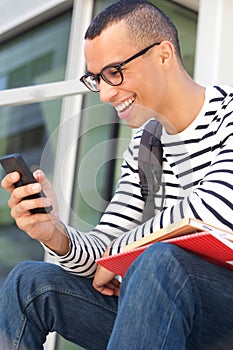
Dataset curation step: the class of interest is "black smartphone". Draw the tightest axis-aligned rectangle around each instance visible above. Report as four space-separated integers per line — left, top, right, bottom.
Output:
0 153 53 214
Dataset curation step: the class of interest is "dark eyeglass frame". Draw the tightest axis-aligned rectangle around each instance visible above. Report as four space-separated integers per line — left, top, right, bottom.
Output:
80 41 161 92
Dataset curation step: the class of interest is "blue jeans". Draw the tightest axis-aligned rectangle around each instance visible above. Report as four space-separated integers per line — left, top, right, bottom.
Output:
1 243 233 350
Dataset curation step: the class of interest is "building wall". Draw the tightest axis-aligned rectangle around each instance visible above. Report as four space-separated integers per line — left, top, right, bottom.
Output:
0 0 72 38
195 0 233 85
0 1 232 349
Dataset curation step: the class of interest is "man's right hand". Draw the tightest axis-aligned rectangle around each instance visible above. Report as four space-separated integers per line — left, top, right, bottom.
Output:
1 170 70 256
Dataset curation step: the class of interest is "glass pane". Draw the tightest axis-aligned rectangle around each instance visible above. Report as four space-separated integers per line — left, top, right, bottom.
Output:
69 0 131 232
0 98 62 286
0 12 71 89
59 338 85 350
69 100 130 231
153 0 197 77
58 2 119 350
0 12 72 286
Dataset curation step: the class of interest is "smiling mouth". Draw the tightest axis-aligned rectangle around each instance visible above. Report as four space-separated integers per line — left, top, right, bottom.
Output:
115 97 135 113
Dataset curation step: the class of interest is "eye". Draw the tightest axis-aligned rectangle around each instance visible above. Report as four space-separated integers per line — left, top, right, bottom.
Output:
109 67 120 76
103 66 121 83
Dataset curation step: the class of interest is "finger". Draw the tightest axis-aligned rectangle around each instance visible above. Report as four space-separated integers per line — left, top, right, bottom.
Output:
95 281 120 296
111 276 121 287
33 170 51 191
107 280 121 296
93 283 117 296
13 211 52 235
11 196 53 219
33 170 57 211
8 182 41 208
1 172 20 192
93 275 121 296
92 275 113 296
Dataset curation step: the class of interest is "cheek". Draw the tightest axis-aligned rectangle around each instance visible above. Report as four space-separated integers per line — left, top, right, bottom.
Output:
138 67 158 94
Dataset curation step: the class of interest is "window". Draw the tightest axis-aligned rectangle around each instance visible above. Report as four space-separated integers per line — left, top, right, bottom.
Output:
0 11 72 286
154 0 197 77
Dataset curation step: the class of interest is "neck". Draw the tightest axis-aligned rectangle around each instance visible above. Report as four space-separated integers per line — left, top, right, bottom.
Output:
159 69 206 134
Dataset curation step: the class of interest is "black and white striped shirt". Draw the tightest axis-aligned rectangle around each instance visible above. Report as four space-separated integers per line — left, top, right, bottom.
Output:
45 85 233 277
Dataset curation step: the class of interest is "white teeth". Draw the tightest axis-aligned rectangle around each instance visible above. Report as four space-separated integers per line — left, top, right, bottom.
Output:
115 98 134 113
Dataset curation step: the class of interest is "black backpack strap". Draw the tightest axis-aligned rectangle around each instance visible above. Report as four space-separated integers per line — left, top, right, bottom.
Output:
138 119 163 222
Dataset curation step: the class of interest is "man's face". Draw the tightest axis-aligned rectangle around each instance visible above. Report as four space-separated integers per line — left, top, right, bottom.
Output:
84 21 167 128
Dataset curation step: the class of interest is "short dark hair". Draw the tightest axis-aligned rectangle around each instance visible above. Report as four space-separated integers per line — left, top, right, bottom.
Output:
85 0 181 60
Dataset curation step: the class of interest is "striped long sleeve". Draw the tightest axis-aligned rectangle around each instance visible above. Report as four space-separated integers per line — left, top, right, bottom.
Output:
44 85 233 276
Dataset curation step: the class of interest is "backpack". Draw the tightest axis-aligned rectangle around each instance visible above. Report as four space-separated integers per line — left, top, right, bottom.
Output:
138 119 163 222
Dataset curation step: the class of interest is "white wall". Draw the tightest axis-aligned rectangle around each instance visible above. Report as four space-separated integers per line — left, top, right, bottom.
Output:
0 0 72 38
194 0 233 86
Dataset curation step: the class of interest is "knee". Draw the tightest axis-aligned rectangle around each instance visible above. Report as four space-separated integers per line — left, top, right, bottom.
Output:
5 260 54 284
1 261 61 302
133 241 184 265
125 242 190 283
121 243 194 309
3 260 40 286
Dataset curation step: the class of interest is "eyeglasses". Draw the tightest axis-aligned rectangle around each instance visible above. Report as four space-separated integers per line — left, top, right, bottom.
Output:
80 41 161 92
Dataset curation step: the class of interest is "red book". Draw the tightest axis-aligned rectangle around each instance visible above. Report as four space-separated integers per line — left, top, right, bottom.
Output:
97 220 233 277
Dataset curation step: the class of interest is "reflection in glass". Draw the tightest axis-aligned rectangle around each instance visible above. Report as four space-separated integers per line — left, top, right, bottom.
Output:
0 12 71 286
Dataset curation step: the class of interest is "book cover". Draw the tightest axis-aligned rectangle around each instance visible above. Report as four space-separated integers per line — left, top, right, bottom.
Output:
122 217 233 252
97 230 233 277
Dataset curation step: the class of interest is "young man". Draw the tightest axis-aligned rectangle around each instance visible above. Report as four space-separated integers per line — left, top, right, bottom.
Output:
1 1 233 349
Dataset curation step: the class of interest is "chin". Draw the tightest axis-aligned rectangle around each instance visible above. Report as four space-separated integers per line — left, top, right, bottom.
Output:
127 119 147 129
127 123 138 129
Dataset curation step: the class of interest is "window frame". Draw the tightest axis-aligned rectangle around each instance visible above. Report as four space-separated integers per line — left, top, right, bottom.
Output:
0 1 93 349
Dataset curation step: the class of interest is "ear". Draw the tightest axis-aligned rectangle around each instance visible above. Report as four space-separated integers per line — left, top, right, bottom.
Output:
158 41 175 67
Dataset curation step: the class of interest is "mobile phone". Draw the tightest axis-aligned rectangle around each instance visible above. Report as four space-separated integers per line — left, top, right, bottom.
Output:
0 153 53 214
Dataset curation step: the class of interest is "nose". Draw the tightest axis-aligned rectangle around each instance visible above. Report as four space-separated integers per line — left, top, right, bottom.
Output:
98 80 119 103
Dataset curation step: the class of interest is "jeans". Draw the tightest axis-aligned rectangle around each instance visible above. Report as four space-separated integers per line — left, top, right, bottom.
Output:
1 242 233 350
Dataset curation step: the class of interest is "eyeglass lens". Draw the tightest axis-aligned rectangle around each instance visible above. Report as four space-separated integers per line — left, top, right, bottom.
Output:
102 66 123 85
84 65 123 92
84 75 99 91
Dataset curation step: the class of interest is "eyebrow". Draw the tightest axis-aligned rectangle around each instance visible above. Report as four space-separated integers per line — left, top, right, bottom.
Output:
86 70 94 75
85 60 125 75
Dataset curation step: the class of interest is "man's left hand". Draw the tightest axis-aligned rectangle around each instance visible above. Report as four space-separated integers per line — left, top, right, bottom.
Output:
93 248 121 296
